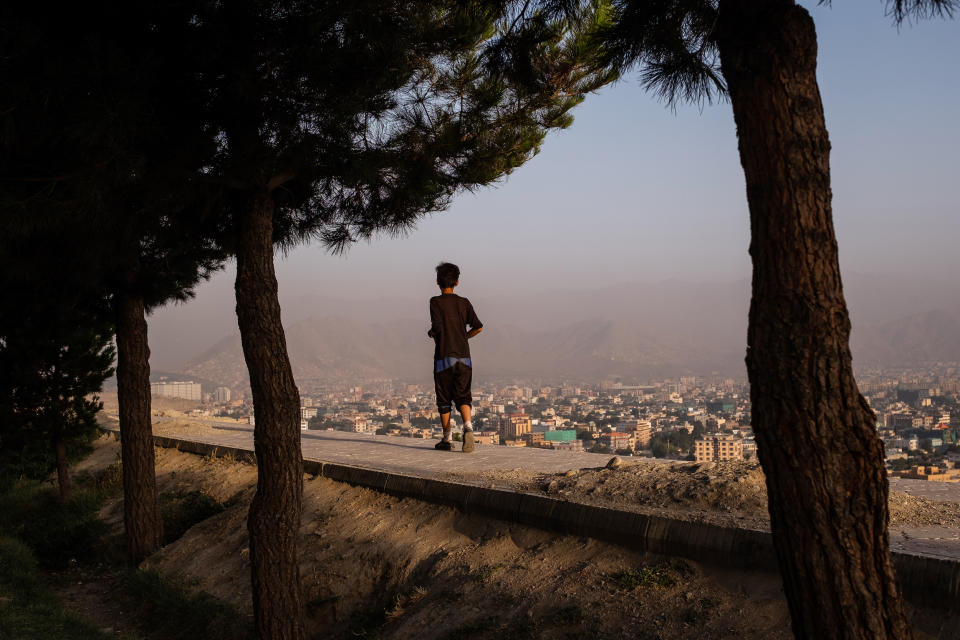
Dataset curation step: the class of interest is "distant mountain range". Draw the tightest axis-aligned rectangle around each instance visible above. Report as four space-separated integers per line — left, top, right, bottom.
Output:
181 307 960 389
851 309 960 367
157 275 960 388
184 315 744 388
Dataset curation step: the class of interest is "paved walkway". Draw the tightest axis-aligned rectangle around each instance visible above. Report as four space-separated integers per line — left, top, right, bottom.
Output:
890 477 960 503
146 417 960 561
156 419 646 478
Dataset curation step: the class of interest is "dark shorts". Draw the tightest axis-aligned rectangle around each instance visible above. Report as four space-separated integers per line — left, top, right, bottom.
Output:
434 361 472 413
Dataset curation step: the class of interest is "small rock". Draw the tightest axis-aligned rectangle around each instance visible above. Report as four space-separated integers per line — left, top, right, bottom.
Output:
606 456 623 469
685 591 694 601
564 469 578 477
545 480 560 492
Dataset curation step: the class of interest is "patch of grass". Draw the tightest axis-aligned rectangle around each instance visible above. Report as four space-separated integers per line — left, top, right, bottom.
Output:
609 563 678 590
681 595 720 625
0 537 38 592
670 559 696 579
93 456 124 497
123 569 254 640
471 562 506 583
159 490 225 545
73 453 123 499
0 481 109 568
0 536 116 640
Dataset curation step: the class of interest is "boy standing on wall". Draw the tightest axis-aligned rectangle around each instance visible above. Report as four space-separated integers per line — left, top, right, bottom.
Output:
428 262 483 453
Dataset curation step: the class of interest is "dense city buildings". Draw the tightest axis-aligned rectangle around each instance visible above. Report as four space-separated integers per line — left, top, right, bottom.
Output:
186 362 959 474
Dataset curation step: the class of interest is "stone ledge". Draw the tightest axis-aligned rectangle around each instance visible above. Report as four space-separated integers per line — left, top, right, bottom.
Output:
103 427 960 609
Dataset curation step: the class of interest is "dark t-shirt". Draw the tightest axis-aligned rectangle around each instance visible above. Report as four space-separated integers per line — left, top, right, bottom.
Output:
429 293 482 360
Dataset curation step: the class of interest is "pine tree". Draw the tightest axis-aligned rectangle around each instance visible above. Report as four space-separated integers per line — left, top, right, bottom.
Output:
187 2 614 635
0 3 227 563
0 229 115 500
582 0 956 637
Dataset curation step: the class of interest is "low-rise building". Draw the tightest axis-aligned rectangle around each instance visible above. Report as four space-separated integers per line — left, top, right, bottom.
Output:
599 432 633 451
151 380 202 401
616 419 652 448
548 440 584 452
474 431 499 445
544 430 577 444
523 432 545 447
695 433 744 462
892 465 960 482
499 412 532 441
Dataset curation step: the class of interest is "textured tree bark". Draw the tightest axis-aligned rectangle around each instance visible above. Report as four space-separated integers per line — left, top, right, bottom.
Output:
55 437 70 503
234 194 305 640
715 2 912 638
115 286 163 564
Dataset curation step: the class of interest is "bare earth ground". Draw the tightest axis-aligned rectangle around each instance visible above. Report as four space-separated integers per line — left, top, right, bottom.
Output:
74 435 794 639
458 460 960 532
55 434 960 639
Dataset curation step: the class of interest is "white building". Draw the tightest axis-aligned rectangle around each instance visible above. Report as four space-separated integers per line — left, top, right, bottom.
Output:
151 381 202 401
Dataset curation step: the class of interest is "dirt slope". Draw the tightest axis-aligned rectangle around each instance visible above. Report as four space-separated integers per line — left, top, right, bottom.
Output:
76 436 958 639
80 437 787 639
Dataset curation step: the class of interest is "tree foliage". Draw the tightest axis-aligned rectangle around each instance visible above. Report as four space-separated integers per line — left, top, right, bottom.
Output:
586 0 956 108
0 232 114 489
177 0 618 254
0 3 228 309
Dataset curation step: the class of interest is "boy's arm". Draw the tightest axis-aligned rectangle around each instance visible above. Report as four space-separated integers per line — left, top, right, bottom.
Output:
465 300 483 338
427 299 441 339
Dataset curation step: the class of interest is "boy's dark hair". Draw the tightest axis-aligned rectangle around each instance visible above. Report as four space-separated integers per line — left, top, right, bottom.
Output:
435 262 460 289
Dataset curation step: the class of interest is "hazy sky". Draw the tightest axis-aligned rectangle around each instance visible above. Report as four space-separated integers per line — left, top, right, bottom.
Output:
151 3 959 368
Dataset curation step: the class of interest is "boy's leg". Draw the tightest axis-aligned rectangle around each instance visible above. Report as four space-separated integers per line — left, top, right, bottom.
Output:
440 410 452 439
434 366 454 449
453 363 473 430
457 404 472 428
459 404 475 453
455 363 475 452
435 410 453 450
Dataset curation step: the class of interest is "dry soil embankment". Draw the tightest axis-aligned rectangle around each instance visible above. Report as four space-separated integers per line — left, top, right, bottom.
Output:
86 435 794 639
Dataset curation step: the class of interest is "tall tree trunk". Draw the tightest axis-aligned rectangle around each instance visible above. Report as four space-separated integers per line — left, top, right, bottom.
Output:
234 193 305 640
715 2 912 638
115 286 163 564
55 437 69 503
